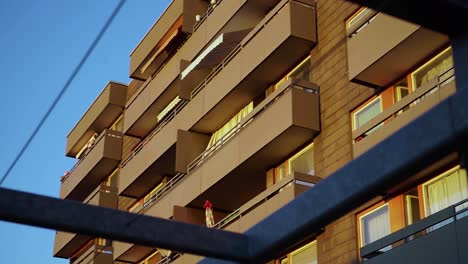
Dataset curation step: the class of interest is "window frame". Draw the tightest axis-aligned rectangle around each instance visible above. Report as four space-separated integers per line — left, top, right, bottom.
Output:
410 47 453 90
278 240 317 264
288 143 315 176
352 96 383 131
421 165 467 217
357 203 390 247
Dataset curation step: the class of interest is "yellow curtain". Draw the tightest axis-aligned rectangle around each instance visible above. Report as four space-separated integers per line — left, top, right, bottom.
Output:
425 167 468 215
206 101 253 149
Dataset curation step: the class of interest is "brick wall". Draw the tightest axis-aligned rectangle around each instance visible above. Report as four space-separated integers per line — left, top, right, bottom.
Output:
311 1 375 263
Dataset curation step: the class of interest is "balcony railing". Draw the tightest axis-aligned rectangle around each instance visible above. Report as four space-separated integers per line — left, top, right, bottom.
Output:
190 0 292 99
361 197 468 260
129 77 317 215
188 78 319 173
61 129 121 183
347 8 378 38
130 172 187 214
353 67 455 144
126 0 225 112
121 100 188 168
158 172 318 264
193 0 223 32
72 244 113 264
83 184 117 207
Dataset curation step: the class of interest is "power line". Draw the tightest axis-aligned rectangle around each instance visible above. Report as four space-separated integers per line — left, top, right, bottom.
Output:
0 0 127 186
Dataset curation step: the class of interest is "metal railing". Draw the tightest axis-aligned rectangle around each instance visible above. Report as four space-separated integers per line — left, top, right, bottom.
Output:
188 79 319 173
72 244 113 264
159 174 317 263
61 129 122 183
189 0 296 99
347 9 378 38
121 100 188 167
83 184 117 205
193 0 224 32
128 172 187 214
126 0 225 109
361 197 468 260
353 67 455 143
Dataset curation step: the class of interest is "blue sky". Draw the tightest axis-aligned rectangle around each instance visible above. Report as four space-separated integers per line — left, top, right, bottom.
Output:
0 0 169 263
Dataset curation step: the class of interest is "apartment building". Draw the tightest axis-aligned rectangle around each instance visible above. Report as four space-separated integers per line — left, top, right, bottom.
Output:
53 0 467 264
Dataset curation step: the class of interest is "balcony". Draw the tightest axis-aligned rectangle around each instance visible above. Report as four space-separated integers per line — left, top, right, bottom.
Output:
353 68 456 157
119 0 319 196
347 11 448 88
360 198 468 264
71 244 113 264
113 240 153 264
124 0 284 137
143 81 319 219
60 129 122 201
54 185 117 258
114 80 320 263
167 172 320 264
129 0 209 80
187 0 317 134
66 82 126 157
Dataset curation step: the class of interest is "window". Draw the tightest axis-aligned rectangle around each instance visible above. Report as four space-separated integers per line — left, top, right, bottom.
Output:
274 56 311 92
423 166 468 216
359 204 391 247
103 169 118 188
280 241 317 264
139 250 159 264
404 191 421 225
144 178 168 206
206 101 253 149
394 78 410 102
270 143 315 186
289 143 314 176
357 166 467 254
411 47 453 89
353 97 382 132
110 115 124 132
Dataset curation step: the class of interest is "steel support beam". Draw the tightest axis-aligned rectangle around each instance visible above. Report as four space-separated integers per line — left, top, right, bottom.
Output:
0 188 251 262
347 0 468 35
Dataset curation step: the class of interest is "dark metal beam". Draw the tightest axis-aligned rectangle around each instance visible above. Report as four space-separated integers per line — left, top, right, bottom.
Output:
200 86 468 263
0 188 251 262
347 0 468 35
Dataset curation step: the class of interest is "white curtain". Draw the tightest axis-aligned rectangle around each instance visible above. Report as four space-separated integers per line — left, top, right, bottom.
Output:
425 168 468 216
354 98 381 131
361 205 390 246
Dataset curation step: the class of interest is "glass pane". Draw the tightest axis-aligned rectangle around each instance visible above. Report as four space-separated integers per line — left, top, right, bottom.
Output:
276 162 289 182
360 205 390 246
405 193 421 225
424 167 468 216
290 242 317 264
394 78 409 102
207 102 253 149
288 59 311 82
290 145 314 175
354 98 381 130
412 48 454 89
